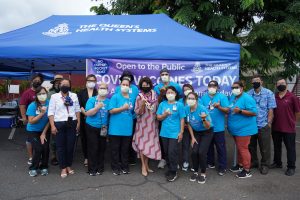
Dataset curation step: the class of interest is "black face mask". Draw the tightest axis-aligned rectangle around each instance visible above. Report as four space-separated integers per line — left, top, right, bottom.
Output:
141 87 151 93
252 82 261 89
32 81 41 88
277 85 286 92
60 85 70 94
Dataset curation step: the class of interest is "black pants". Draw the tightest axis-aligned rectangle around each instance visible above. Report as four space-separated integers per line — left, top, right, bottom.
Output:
192 129 213 173
28 131 50 170
50 131 57 157
158 121 165 160
249 125 271 167
80 115 88 159
161 137 179 173
272 131 296 169
207 131 227 170
55 120 77 169
128 119 137 163
181 127 190 163
110 135 131 171
86 124 106 173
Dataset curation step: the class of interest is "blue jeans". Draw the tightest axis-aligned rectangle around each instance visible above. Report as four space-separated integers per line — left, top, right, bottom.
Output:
207 131 227 170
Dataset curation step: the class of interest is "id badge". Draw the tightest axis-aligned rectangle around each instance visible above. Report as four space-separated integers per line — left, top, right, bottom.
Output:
35 110 41 115
100 126 108 137
129 88 132 94
172 105 177 111
209 104 214 110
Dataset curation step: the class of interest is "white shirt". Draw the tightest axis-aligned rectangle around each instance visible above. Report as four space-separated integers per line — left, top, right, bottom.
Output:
48 91 80 122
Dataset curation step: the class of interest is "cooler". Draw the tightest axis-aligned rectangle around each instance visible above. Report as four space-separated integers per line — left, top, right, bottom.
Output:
0 115 15 128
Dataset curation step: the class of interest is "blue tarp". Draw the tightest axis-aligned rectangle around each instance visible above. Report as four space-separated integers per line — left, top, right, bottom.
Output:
0 14 240 71
0 72 54 80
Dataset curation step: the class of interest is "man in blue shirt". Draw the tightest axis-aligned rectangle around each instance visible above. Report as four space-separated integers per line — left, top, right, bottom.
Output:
247 74 276 174
201 80 229 176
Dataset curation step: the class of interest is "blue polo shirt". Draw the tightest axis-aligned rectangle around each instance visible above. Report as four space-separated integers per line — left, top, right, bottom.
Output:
154 81 183 96
156 101 186 139
108 93 135 136
228 93 258 136
247 87 276 128
201 92 229 132
26 100 49 132
185 104 213 132
85 96 110 128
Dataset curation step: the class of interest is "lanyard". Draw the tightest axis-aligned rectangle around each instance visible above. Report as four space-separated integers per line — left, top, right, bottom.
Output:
61 96 69 114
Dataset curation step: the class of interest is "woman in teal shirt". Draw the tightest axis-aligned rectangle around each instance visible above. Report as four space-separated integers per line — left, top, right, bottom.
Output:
157 86 185 182
84 83 110 176
108 78 135 175
26 86 50 177
186 92 213 184
228 81 257 178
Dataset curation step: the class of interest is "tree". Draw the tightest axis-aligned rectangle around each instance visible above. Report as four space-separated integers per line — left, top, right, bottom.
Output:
90 0 300 80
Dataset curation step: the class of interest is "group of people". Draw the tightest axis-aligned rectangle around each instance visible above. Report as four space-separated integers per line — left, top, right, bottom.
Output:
19 69 300 184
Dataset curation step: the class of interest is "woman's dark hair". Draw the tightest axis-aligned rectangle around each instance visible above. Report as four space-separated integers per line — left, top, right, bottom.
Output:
187 92 199 101
120 70 134 83
34 86 48 109
164 86 180 101
60 78 72 88
233 81 245 89
138 77 153 90
31 73 44 83
182 83 194 104
86 74 97 81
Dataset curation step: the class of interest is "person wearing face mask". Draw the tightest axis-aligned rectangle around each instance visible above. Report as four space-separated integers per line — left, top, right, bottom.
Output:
115 70 139 166
156 86 185 182
19 73 44 166
271 78 300 176
228 81 257 178
48 79 81 178
47 74 63 166
109 78 136 175
201 80 229 176
155 69 182 169
132 77 161 177
26 86 50 177
178 84 200 172
247 75 276 175
186 92 213 184
84 83 110 176
77 74 98 167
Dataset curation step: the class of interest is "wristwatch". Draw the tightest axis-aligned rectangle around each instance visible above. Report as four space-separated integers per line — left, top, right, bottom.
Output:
239 109 243 114
202 119 206 122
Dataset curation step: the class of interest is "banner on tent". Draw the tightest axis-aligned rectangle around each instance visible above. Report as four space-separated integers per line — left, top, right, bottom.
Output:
86 59 239 97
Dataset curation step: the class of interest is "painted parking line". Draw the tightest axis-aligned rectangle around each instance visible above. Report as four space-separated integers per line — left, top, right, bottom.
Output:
8 128 16 140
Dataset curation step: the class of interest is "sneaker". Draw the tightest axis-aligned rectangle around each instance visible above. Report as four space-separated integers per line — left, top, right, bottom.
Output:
122 169 130 174
285 168 295 176
27 158 33 165
40 169 49 176
207 164 215 169
112 170 121 176
260 166 269 175
269 162 282 169
167 172 178 182
218 169 226 176
182 162 189 171
230 165 243 173
29 170 38 177
190 168 195 172
97 169 104 175
236 169 252 178
158 159 166 169
51 157 59 166
89 172 97 176
197 175 206 184
190 172 198 182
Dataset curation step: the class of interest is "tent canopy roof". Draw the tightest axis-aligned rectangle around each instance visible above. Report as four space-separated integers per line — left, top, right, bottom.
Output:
0 14 239 71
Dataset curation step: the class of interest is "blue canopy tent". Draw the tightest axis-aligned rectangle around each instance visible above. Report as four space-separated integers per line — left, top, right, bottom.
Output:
0 71 54 80
0 14 240 71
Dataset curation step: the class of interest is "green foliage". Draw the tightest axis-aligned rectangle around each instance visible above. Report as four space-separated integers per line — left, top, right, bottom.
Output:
91 0 300 79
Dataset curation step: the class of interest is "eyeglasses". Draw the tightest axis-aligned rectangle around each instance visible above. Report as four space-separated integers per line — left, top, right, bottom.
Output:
87 80 96 82
208 84 217 87
231 87 240 89
99 88 107 90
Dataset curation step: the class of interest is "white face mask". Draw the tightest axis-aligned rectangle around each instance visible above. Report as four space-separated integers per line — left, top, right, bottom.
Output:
208 88 217 95
37 94 47 101
98 89 108 97
161 75 169 83
86 82 96 89
186 99 196 107
121 85 129 93
232 88 241 96
166 93 175 101
184 90 192 96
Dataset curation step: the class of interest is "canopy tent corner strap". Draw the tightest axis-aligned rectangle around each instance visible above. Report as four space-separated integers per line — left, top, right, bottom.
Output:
0 14 239 72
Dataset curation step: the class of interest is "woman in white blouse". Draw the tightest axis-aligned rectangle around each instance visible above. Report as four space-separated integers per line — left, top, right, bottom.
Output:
48 79 80 178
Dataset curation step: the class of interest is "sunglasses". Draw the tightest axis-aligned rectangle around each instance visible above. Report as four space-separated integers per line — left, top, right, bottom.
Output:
231 87 240 89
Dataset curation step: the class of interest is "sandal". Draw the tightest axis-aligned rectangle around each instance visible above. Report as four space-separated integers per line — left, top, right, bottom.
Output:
61 173 67 178
68 170 75 175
